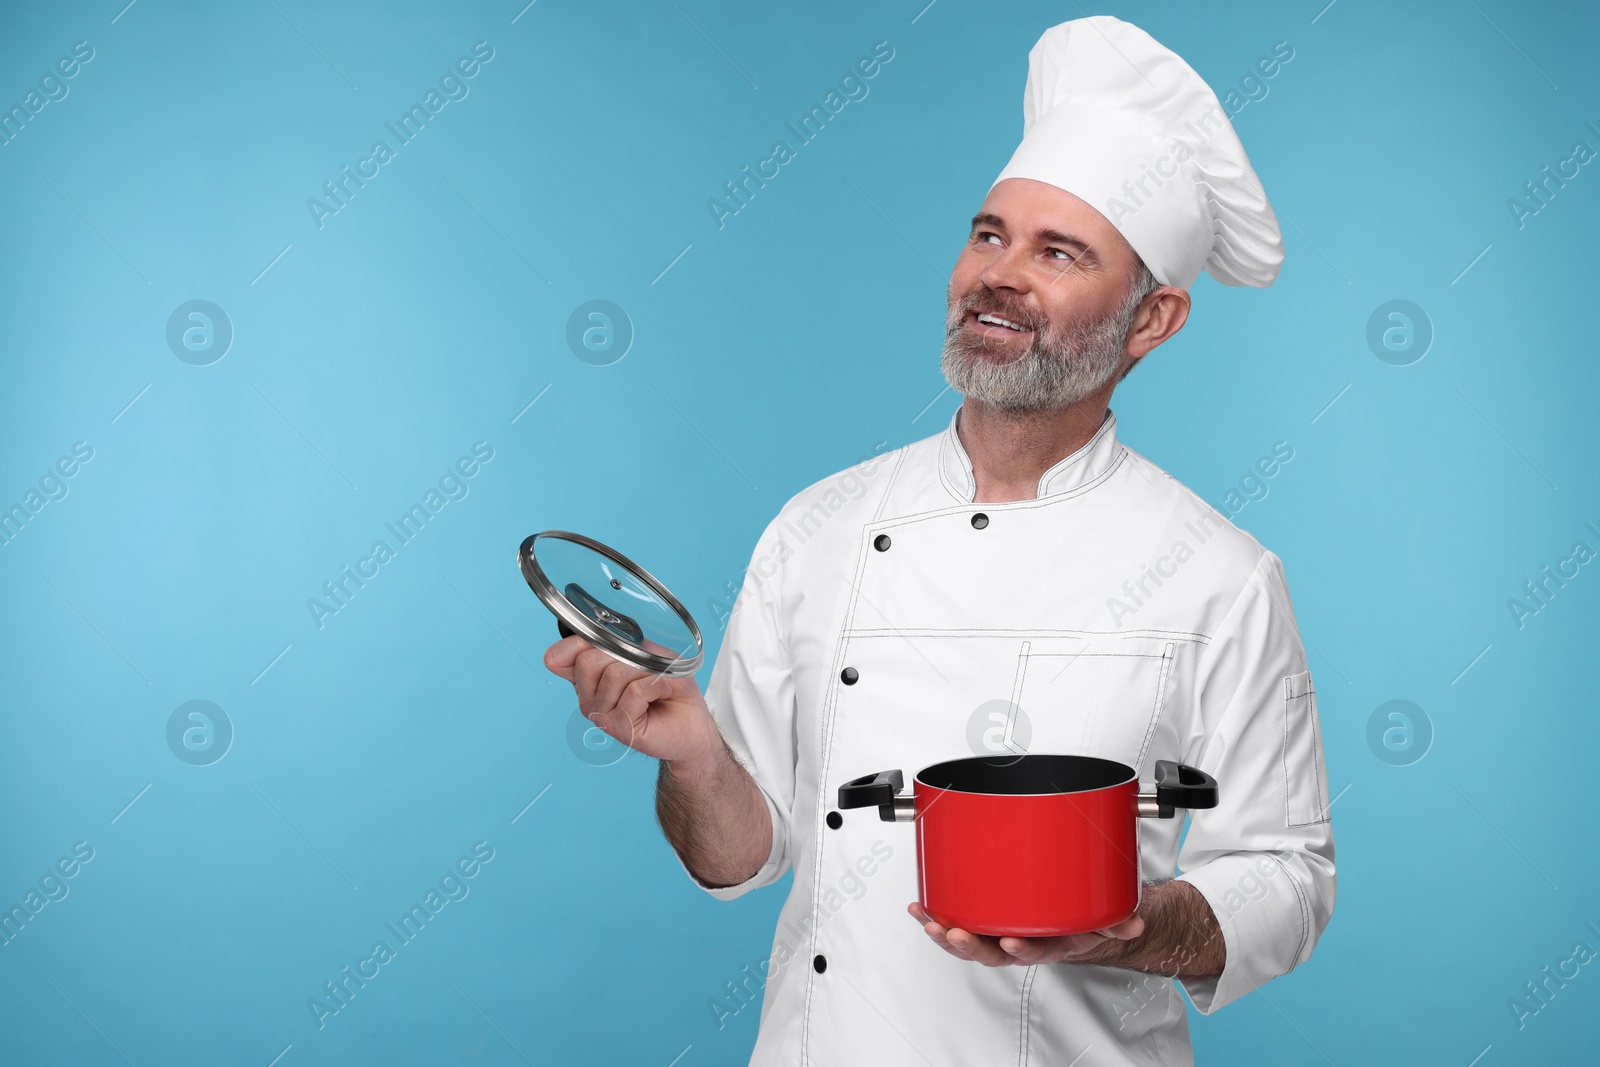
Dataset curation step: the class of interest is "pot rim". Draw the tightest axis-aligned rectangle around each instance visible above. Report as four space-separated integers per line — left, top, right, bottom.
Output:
914 753 1137 797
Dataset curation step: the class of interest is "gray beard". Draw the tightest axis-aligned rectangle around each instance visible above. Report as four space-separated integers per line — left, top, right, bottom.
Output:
940 285 1144 414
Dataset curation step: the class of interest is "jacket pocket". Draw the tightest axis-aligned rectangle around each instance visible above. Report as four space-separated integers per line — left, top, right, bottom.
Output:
1012 636 1177 769
1283 670 1331 826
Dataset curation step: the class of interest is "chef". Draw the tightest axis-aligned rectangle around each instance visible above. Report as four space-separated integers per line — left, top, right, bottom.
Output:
546 15 1335 1066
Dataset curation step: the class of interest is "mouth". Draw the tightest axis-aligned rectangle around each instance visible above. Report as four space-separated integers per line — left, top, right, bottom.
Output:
966 309 1035 339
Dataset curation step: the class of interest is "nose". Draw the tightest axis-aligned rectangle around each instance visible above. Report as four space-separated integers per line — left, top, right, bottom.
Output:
978 242 1031 295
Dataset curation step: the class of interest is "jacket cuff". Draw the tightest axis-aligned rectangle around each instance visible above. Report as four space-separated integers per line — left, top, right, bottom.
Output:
1174 854 1309 1014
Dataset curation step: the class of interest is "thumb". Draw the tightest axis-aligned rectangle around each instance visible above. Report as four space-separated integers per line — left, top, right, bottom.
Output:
543 635 589 680
1097 913 1146 940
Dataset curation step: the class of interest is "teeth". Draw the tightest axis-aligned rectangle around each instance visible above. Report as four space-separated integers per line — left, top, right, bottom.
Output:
977 312 1025 331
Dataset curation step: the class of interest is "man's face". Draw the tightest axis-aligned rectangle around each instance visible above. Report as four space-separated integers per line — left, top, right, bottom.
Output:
942 178 1148 413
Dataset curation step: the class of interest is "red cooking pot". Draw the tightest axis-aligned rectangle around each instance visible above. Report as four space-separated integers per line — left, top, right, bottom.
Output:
837 755 1218 937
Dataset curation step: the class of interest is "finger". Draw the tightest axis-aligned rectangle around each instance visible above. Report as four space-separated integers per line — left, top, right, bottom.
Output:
907 903 954 943
592 659 650 721
572 646 618 712
614 673 669 723
610 674 673 749
907 902 943 940
944 928 1010 967
542 635 591 680
922 926 975 962
1099 914 1146 940
585 671 648 750
998 936 1064 965
907 904 970 960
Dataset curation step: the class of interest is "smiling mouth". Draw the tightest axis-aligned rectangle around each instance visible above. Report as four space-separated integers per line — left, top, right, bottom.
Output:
968 310 1034 335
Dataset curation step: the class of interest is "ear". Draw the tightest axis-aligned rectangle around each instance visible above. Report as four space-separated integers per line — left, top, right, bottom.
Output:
1125 286 1191 361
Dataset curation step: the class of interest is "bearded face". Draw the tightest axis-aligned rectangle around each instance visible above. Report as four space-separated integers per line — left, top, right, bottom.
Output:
940 274 1150 414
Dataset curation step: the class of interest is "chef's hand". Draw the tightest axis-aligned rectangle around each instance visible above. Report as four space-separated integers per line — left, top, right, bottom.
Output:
907 902 1145 967
543 636 719 764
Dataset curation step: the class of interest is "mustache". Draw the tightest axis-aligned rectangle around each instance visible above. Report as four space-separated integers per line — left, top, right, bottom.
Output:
949 288 1044 333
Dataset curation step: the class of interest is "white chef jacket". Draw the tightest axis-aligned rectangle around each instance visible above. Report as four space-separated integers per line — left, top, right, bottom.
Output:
682 408 1335 1066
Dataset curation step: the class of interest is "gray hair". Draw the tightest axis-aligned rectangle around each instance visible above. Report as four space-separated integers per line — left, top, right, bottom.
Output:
941 254 1164 412
1114 254 1162 383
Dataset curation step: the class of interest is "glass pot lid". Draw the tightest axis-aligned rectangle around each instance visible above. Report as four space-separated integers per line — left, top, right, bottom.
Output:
518 531 704 677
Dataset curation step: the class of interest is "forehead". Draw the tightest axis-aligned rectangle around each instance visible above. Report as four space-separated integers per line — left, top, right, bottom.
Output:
976 178 1131 261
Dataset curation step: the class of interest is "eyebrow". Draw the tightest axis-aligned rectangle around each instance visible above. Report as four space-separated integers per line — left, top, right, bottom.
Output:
969 212 1100 265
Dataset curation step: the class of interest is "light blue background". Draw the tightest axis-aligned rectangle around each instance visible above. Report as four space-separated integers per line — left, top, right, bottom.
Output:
1 1 1595 1064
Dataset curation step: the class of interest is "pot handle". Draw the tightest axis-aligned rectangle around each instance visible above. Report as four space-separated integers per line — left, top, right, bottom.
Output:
837 770 914 823
1137 760 1219 819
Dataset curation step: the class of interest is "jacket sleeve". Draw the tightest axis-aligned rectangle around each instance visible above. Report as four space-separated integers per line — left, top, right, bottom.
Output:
671 515 798 901
1173 550 1336 1013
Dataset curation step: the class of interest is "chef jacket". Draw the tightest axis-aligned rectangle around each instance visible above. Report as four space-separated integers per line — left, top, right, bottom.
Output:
680 408 1336 1066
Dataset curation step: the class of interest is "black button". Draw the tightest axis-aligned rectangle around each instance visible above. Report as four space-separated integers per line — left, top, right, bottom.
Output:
813 954 827 973
971 513 989 529
826 811 843 830
873 534 891 552
840 667 859 685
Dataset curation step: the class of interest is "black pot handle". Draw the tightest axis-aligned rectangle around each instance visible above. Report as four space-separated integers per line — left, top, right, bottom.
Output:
557 619 576 639
837 769 908 823
1139 760 1219 819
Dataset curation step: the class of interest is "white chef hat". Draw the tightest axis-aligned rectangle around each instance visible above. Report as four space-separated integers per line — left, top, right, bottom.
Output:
991 16 1283 290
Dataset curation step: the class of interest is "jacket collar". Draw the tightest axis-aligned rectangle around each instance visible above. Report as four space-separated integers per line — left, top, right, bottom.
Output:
937 404 1124 503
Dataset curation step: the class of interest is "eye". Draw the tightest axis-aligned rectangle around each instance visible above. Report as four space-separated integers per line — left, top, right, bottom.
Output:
973 230 1002 246
1046 247 1076 262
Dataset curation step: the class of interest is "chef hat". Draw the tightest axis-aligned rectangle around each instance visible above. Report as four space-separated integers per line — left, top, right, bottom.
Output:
990 16 1283 290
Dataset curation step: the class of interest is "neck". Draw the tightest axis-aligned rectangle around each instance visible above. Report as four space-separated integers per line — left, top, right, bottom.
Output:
956 397 1110 503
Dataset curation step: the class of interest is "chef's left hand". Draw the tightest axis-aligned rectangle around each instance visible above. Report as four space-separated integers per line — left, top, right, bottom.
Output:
908 902 1145 966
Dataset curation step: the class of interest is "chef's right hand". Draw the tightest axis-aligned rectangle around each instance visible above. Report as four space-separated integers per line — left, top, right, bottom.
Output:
543 636 720 765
